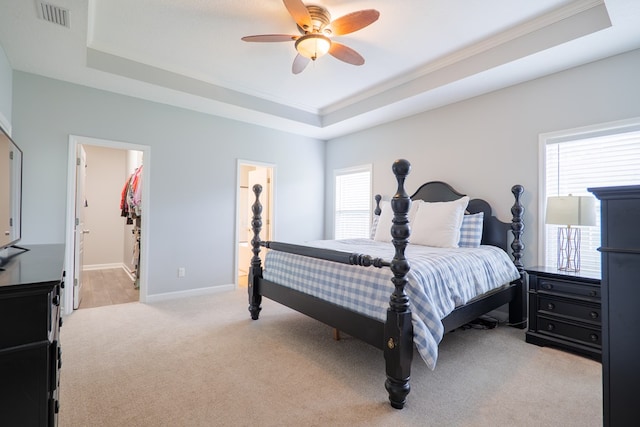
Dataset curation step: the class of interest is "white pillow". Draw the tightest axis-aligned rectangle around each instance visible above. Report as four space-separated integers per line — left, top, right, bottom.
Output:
373 200 421 242
410 196 470 248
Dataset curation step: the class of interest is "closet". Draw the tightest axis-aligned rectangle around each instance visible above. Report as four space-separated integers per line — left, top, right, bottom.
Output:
76 145 142 309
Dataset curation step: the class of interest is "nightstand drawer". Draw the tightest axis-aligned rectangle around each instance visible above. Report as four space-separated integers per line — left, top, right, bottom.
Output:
536 315 601 348
538 295 601 325
536 277 600 299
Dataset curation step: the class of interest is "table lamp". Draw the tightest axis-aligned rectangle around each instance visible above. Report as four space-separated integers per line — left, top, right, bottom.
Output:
545 195 596 272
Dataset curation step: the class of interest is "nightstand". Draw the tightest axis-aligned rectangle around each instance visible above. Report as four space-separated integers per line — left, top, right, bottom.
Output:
525 266 601 361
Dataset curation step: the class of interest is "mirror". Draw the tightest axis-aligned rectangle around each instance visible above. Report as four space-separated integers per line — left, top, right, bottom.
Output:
0 125 22 250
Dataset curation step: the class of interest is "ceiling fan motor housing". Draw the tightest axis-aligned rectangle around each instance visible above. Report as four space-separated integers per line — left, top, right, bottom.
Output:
298 5 331 34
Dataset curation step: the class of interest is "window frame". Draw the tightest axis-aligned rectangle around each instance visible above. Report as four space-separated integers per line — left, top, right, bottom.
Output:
538 117 640 270
333 164 373 240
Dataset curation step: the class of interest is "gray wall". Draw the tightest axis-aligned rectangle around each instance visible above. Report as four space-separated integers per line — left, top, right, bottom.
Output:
325 48 640 267
12 72 325 296
8 47 640 296
0 44 11 130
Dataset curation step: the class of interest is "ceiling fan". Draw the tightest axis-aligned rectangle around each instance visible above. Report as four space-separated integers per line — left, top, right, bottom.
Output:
241 0 380 74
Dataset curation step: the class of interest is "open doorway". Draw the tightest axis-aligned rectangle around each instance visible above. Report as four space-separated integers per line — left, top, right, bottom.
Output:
236 160 275 287
64 136 150 316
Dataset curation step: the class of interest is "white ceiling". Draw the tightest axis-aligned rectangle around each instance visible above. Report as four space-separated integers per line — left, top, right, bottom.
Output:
1 0 639 139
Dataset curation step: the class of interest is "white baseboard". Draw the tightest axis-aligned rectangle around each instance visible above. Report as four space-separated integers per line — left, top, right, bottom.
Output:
83 263 136 281
123 266 136 281
83 263 125 271
145 284 235 303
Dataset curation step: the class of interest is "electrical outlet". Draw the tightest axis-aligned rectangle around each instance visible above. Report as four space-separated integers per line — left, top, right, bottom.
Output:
178 267 186 278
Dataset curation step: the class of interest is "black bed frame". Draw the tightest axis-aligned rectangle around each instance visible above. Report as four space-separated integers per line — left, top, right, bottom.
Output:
248 159 525 409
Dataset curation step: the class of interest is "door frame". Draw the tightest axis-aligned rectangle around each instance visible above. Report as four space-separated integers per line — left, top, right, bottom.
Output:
73 144 87 309
235 159 275 288
64 135 151 315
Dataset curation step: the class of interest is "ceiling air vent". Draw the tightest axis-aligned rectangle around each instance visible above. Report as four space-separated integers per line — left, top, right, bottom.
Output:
36 1 70 28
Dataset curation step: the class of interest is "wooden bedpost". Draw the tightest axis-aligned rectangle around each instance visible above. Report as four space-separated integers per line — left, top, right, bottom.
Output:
248 183 263 320
509 184 526 328
384 159 413 409
374 194 382 216
510 185 525 274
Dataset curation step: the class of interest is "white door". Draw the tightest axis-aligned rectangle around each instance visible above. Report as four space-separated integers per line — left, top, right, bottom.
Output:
73 145 88 309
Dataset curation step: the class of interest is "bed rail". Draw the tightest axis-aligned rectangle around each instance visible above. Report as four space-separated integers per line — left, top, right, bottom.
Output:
261 241 391 268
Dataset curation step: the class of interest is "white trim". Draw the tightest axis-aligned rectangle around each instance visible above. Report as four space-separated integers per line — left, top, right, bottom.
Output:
64 135 151 315
234 159 276 290
537 116 640 266
145 284 235 303
83 263 124 271
0 112 11 136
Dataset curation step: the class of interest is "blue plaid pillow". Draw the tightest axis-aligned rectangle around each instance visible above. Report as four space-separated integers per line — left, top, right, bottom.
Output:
458 212 484 248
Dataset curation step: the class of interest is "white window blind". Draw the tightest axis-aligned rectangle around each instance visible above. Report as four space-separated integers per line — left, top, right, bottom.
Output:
544 130 640 273
334 166 371 239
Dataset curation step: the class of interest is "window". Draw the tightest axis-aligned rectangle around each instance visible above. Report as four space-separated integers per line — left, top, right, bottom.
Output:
334 165 372 239
541 119 640 273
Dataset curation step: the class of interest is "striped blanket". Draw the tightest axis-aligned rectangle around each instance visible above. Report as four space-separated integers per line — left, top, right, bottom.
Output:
262 238 520 369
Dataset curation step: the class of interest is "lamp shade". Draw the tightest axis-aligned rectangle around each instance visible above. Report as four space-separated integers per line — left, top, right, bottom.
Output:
545 195 597 226
295 34 331 60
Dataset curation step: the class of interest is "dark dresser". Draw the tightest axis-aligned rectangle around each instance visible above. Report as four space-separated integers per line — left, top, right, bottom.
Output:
589 185 640 427
0 244 65 427
525 266 601 360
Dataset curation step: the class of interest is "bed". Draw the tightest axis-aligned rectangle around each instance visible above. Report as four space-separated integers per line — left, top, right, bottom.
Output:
247 159 525 409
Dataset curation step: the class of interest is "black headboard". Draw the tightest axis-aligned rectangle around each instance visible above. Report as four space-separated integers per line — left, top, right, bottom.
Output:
409 181 512 252
374 181 513 253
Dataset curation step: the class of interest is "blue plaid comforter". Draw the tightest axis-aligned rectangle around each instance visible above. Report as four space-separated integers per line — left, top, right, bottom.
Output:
262 239 520 369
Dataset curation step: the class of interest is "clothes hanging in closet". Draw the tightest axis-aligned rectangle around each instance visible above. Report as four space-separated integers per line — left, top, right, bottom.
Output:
120 165 143 288
120 165 143 223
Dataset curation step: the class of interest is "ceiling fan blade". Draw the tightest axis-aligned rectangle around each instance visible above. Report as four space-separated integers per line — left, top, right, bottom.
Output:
292 54 310 74
328 42 365 66
241 34 297 42
330 9 380 36
283 0 312 30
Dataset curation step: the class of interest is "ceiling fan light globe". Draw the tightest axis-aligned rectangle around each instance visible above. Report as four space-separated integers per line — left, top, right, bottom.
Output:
295 34 331 61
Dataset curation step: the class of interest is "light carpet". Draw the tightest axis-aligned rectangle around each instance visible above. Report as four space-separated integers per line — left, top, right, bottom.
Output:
59 289 602 426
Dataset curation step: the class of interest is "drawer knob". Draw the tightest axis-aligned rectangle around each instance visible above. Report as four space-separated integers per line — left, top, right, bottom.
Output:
590 311 599 319
542 283 553 290
546 303 555 311
590 333 599 342
547 323 555 331
589 290 597 297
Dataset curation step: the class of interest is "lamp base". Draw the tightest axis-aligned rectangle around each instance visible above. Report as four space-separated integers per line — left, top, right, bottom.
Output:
557 226 581 272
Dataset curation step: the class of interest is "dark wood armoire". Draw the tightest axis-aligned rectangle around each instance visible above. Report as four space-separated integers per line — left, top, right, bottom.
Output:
589 185 640 427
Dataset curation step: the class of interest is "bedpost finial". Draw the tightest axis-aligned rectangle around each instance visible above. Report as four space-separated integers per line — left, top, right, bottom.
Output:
511 184 524 199
392 159 411 177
